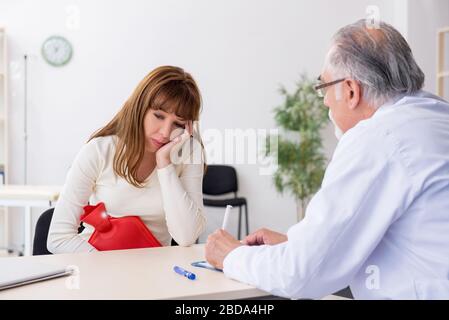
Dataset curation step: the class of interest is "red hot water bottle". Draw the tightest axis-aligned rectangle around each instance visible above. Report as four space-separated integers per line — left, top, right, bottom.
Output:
80 202 162 251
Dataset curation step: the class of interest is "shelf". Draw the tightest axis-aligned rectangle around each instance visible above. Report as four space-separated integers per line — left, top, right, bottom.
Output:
437 71 449 78
0 26 7 191
0 26 7 244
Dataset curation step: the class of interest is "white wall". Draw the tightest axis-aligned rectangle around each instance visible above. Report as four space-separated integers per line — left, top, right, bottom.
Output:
0 0 406 249
408 0 449 95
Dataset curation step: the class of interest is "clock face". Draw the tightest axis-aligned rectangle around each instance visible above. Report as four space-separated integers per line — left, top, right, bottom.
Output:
41 36 73 67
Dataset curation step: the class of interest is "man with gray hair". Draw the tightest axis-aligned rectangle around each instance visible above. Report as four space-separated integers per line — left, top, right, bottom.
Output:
205 19 449 299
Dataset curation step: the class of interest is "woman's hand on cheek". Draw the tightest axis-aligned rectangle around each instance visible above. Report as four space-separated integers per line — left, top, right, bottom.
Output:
155 126 191 169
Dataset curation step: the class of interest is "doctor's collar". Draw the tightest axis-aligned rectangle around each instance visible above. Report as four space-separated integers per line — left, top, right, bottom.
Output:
374 92 408 114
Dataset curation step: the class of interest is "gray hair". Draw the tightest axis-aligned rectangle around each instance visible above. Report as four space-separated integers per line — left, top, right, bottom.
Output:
326 19 425 107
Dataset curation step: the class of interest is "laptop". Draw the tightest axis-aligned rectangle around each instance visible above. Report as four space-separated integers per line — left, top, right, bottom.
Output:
0 258 73 291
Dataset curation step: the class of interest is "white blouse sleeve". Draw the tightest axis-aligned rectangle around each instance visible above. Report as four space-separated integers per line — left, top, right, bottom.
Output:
157 158 206 246
47 140 101 253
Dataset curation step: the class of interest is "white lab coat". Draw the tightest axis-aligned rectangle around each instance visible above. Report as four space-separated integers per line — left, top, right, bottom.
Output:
223 91 449 299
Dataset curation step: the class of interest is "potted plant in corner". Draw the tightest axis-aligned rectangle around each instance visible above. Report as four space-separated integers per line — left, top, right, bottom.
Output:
266 74 329 222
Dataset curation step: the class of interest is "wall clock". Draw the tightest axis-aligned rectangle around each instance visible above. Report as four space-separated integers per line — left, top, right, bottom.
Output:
41 35 73 67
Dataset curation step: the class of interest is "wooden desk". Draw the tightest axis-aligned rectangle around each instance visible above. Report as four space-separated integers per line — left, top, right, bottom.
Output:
0 244 349 300
0 244 273 299
0 185 61 256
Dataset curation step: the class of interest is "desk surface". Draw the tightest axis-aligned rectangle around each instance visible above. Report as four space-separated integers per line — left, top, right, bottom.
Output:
0 185 61 201
0 245 349 300
0 244 272 300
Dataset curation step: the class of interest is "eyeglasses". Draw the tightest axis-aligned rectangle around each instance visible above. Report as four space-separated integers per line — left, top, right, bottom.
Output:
314 77 346 98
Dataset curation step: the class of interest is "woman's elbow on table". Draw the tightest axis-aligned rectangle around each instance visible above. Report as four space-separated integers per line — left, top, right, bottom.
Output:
171 223 206 247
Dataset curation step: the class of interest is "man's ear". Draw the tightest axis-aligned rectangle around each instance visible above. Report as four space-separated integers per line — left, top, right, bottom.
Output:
344 79 361 110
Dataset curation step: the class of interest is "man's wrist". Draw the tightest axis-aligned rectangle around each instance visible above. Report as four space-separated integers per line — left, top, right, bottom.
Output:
223 245 245 273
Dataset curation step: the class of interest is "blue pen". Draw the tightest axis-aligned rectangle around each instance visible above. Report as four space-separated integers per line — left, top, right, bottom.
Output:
173 265 196 280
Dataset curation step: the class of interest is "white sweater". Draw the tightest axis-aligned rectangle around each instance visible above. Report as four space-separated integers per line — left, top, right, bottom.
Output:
47 135 206 253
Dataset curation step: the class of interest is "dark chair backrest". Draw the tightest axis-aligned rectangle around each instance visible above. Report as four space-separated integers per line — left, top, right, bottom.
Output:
33 208 55 255
202 165 238 195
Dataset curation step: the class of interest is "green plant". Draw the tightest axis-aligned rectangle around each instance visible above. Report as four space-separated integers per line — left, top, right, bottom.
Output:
266 74 329 221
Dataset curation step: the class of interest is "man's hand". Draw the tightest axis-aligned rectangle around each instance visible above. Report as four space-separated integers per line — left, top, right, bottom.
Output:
205 229 243 270
242 228 287 246
156 121 193 169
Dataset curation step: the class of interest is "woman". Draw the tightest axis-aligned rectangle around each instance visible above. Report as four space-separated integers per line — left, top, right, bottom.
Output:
48 66 206 253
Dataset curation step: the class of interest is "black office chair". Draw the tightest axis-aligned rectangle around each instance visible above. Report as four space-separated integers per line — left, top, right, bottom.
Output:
33 208 54 255
203 165 249 239
33 208 179 255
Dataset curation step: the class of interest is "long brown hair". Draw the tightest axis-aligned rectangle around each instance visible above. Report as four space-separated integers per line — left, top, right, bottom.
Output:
89 66 203 188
